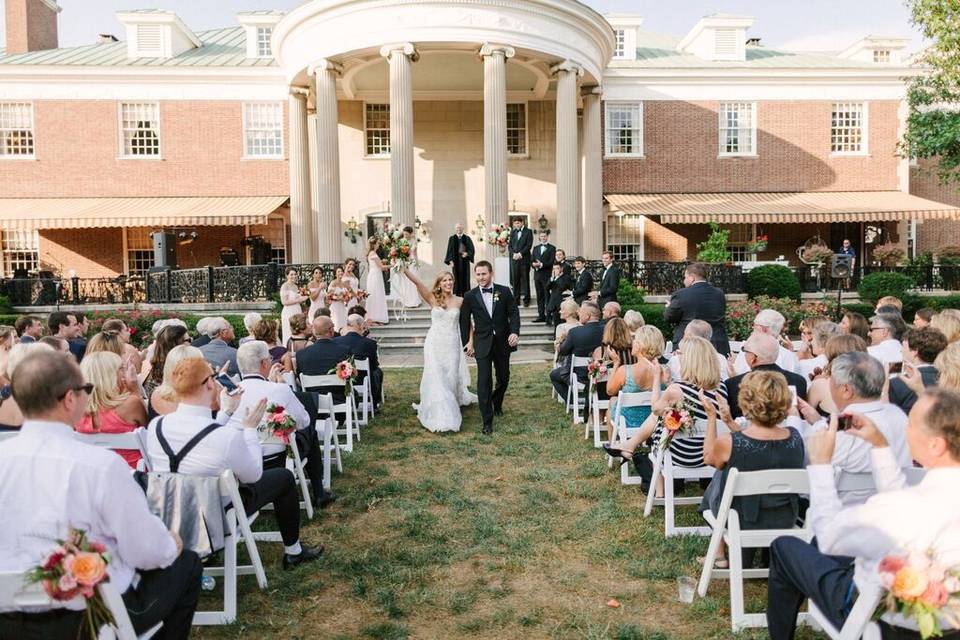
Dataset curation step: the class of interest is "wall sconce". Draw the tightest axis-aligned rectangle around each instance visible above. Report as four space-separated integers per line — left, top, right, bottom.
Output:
414 216 429 239
344 217 363 244
538 213 549 231
473 214 486 240
177 230 198 245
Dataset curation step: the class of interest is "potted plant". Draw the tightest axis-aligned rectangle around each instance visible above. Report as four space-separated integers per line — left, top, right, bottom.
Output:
801 244 834 265
696 222 732 263
745 234 769 258
872 242 906 267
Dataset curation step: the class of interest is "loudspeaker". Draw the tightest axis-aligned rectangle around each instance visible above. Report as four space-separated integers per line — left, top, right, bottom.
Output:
151 231 177 268
831 254 853 279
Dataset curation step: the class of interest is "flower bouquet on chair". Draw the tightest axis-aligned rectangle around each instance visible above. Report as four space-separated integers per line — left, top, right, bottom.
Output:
657 399 694 452
27 528 115 639
258 403 297 446
486 224 510 255
587 359 609 384
877 550 960 639
329 357 358 395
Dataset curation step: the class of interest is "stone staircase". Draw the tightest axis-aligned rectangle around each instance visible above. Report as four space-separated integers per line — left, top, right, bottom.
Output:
368 304 555 356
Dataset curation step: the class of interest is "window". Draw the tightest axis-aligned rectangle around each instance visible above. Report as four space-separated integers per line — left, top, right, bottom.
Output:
249 217 287 264
125 228 154 277
256 27 272 58
0 102 35 157
604 102 643 157
136 24 163 57
715 28 737 56
506 103 527 156
873 49 890 63
364 103 390 157
722 223 753 261
719 102 756 156
831 102 867 154
243 102 283 158
1 230 39 277
613 29 626 58
605 213 645 263
119 102 160 158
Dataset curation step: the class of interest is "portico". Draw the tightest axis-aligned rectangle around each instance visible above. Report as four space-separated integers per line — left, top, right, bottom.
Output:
272 0 614 268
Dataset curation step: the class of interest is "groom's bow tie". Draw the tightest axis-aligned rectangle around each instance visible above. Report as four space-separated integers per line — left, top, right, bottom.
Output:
481 287 494 294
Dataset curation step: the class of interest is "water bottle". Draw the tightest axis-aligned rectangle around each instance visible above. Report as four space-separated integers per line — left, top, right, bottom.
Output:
201 575 216 592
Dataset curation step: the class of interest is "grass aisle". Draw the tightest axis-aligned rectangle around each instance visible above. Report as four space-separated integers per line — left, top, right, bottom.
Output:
195 363 823 639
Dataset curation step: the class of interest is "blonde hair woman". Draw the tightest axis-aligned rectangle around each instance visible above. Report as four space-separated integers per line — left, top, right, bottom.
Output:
931 309 960 343
75 351 149 468
934 342 960 391
554 298 581 346
149 344 205 417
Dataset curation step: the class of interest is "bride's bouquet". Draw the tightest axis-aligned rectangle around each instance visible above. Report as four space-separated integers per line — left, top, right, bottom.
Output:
379 224 418 271
486 224 510 255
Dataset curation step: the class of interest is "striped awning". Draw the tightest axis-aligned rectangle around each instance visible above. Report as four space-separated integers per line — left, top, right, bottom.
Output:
0 196 289 230
605 191 960 224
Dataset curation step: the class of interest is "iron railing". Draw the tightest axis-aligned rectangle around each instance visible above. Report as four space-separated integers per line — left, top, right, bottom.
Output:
0 277 146 306
145 263 345 304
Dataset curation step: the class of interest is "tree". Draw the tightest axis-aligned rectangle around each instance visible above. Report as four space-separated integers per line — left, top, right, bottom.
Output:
902 0 960 185
696 222 732 263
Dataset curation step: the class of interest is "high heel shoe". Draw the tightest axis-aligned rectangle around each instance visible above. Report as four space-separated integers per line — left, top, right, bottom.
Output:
602 444 634 467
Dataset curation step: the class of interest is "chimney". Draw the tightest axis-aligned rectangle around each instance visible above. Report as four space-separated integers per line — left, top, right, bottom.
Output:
746 37 762 47
98 33 118 43
4 0 61 54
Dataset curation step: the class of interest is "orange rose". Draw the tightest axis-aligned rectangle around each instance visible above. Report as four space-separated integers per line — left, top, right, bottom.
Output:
892 567 929 601
664 411 682 432
64 552 108 587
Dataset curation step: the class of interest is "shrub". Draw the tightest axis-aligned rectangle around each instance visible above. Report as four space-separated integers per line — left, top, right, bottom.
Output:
746 265 801 302
840 303 875 318
617 278 646 309
696 222 732 263
857 271 915 305
725 296 838 340
0 295 11 314
871 242 906 266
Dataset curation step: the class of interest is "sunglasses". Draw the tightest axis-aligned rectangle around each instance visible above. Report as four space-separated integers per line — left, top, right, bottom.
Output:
58 383 94 400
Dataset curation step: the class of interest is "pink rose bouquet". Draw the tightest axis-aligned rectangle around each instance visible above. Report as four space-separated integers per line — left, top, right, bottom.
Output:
878 550 960 638
264 403 297 445
658 399 694 452
329 357 358 394
586 359 608 383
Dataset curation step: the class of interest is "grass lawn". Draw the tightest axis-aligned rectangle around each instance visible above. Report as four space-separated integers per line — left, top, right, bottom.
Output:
194 363 825 639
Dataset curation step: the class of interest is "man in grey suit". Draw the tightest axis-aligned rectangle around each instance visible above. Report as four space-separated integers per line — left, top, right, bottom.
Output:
197 317 239 375
664 262 730 356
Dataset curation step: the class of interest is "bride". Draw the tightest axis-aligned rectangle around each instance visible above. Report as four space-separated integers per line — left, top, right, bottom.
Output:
401 266 477 432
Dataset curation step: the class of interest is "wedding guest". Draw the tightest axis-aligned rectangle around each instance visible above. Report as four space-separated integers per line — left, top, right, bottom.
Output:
531 230 555 322
296 316 352 402
86 318 143 372
795 315 829 361
69 312 89 364
143 324 193 399
571 257 594 305
141 319 187 368
594 317 634 365
48 311 82 362
550 301 603 400
553 298 581 375
444 222 475 297
282 312 312 373
148 345 205 418
280 268 308 346
804 334 869 418
191 317 213 348
874 295 903 314
0 342 54 431
796 321 840 381
554 248 572 277
545 263 574 326
335 313 382 407
0 350 201 638
342 258 361 310
604 326 668 444
328 266 349 332
913 307 935 328
623 310 645 336
39 335 69 353
239 312 262 346
14 315 42 343
666 320 729 383
602 301 621 322
0 326 15 385
144 357 323 570
733 309 798 375
508 217 533 307
197 317 238 376
934 342 960 391
725 333 807 420
767 389 960 640
252 318 286 365
75 351 149 468
839 311 870 342
867 312 908 365
664 262 730 356
931 309 960 343
888 326 946 414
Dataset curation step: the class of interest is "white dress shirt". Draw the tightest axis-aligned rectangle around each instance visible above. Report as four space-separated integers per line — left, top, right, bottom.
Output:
868 339 904 366
0 421 178 604
230 375 310 457
796 354 828 382
481 286 494 317
734 345 799 376
145 402 263 484
668 351 729 382
809 450 960 632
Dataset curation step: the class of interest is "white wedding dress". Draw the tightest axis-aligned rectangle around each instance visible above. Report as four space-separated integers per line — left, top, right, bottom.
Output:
416 306 477 432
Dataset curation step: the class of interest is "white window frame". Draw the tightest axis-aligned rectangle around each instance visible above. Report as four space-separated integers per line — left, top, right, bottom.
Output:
613 29 626 59
363 102 391 158
604 101 644 158
873 49 890 63
1 230 40 277
506 102 528 158
242 102 284 159
0 101 35 159
118 101 161 159
123 227 155 277
718 101 757 157
255 27 273 58
831 102 869 156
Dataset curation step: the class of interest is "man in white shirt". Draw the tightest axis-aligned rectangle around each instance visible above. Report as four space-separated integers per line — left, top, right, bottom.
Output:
733 309 798 376
797 351 910 505
867 312 908 367
0 350 201 639
767 388 960 639
234 341 334 507
667 320 729 383
145 357 323 570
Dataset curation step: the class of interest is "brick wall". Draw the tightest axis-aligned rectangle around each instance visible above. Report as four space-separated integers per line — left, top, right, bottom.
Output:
604 100 901 194
910 161 960 253
41 228 123 277
4 0 58 55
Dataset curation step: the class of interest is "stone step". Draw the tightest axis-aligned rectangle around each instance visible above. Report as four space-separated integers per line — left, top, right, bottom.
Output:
369 322 556 337
377 340 555 356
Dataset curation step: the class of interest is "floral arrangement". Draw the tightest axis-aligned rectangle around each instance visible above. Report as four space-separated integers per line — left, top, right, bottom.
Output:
586 359 608 383
325 286 354 305
726 295 839 340
354 289 369 303
378 224 418 271
873 242 907 266
27 528 114 638
802 244 836 264
746 234 769 254
486 224 511 254
878 551 960 639
658 399 694 452
329 357 358 394
260 403 297 445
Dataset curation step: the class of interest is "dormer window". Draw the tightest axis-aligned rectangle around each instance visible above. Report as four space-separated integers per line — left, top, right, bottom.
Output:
613 29 626 58
116 11 201 60
714 28 737 56
135 24 162 57
873 49 891 63
256 26 272 58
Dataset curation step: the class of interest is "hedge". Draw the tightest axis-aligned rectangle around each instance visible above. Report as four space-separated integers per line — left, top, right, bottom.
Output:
746 265 801 302
857 271 915 305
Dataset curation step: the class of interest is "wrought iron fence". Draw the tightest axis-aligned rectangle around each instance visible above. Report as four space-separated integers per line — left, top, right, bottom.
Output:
0 277 146 306
796 264 960 293
145 263 345 304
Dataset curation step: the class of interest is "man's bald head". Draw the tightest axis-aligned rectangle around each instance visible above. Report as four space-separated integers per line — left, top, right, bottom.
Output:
745 332 779 365
312 316 335 339
684 319 713 341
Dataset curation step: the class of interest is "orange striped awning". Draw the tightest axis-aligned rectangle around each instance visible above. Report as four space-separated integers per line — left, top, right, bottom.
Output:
605 192 960 224
0 196 289 230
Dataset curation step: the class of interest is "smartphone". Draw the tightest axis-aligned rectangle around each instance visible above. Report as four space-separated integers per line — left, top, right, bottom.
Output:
888 362 903 375
788 385 798 407
215 373 242 395
837 414 853 431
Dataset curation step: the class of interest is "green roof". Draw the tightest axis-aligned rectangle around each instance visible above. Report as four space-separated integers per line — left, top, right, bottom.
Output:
0 26 276 68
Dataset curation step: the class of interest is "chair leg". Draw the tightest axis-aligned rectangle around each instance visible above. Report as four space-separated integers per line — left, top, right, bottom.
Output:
223 530 238 624
643 450 664 517
728 535 745 632
698 521 725 597
292 448 314 520
664 463 676 536
321 421 332 492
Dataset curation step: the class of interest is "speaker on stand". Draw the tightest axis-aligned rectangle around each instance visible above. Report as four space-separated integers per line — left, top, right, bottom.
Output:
831 254 854 319
151 231 177 269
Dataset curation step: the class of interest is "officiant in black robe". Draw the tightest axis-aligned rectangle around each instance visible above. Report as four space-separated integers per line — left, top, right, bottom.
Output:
444 223 475 296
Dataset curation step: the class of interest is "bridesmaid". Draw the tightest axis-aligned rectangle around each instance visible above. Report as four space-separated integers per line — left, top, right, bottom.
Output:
328 266 349 332
343 258 360 309
306 267 327 324
279 267 308 345
365 236 390 325
398 226 423 308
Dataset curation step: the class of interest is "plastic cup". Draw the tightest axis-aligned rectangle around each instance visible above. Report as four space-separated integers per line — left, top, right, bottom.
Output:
677 576 696 603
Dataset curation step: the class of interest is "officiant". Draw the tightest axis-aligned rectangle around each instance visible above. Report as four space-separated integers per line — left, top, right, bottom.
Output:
444 223 475 296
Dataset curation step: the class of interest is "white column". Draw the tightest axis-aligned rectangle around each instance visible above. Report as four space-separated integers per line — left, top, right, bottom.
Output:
380 43 418 228
480 43 515 229
553 60 582 256
311 59 344 263
581 86 603 258
288 87 313 263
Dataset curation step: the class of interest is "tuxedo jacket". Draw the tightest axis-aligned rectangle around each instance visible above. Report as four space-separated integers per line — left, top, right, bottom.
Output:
531 243 556 275
508 227 533 260
444 234 475 264
459 284 521 359
598 264 621 304
333 332 379 371
546 273 574 310
571 269 594 304
558 321 604 358
555 260 573 277
664 281 730 355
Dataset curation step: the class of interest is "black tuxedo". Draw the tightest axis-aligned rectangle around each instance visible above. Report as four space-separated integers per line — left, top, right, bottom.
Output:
571 269 594 304
333 332 382 407
531 242 556 319
555 260 573 277
725 363 808 419
549 321 604 399
459 284 521 431
597 264 621 307
508 226 534 303
444 233 475 296
664 281 730 356
889 364 938 414
295 337 353 402
545 272 573 325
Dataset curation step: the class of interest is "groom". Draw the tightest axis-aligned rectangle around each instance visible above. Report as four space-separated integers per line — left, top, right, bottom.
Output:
460 261 521 434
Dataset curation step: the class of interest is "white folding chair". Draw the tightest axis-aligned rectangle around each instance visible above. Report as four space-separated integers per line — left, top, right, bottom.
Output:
260 432 314 520
353 358 375 425
74 429 150 461
313 393 345 488
551 350 562 403
193 470 268 625
697 468 813 632
606 391 653 483
0 569 161 640
808 583 884 640
566 355 592 424
0 430 20 442
299 374 358 453
587 371 611 445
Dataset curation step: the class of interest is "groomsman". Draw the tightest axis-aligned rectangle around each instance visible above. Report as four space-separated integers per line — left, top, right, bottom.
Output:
444 223 475 296
545 263 573 326
597 251 621 307
571 257 594 304
531 230 556 323
554 248 572 277
508 218 533 307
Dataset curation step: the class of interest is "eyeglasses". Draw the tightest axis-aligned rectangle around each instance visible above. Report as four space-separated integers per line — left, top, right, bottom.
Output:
869 326 887 332
58 383 94 400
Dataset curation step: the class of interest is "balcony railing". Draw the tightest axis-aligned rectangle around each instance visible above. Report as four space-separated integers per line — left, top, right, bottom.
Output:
0 276 146 307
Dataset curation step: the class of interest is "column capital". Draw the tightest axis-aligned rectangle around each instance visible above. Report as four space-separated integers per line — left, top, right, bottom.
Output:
380 42 419 62
289 86 310 99
308 58 343 76
550 60 583 77
581 85 602 97
479 43 515 59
